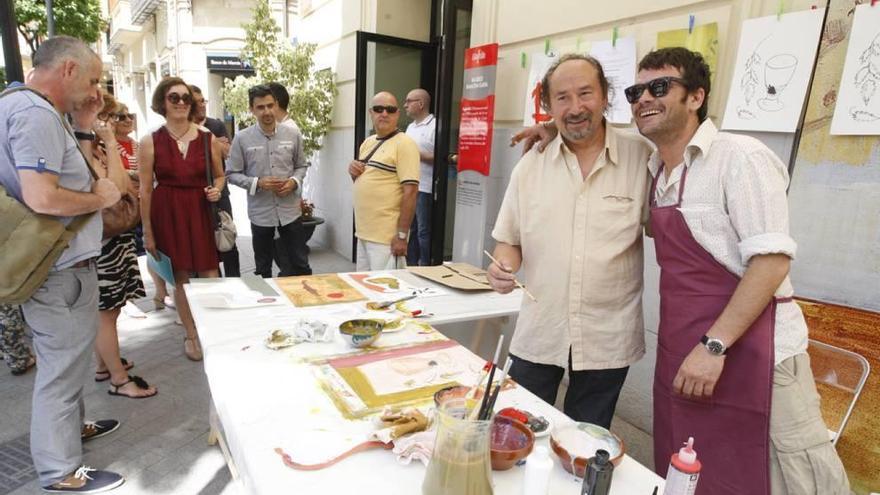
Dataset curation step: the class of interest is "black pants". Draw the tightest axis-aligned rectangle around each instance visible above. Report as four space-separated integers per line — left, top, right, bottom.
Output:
217 184 240 277
509 352 628 429
251 221 310 278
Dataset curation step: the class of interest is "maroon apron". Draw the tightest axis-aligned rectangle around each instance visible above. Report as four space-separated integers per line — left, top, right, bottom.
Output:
650 165 780 495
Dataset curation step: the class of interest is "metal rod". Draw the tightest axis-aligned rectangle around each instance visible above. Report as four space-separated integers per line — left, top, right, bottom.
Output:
0 0 25 83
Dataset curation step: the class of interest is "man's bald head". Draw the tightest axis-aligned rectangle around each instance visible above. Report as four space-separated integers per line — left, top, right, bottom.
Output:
404 88 431 121
369 91 400 137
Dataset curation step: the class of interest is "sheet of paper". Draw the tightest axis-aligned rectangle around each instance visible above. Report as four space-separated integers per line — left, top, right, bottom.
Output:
146 250 175 286
522 52 558 126
722 9 825 132
830 4 880 135
589 37 637 124
657 23 720 85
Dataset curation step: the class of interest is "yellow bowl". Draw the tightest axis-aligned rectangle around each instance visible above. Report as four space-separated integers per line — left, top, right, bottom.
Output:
338 319 384 348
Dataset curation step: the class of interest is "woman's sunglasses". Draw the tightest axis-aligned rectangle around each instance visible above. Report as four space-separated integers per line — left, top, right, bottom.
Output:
624 77 688 104
112 113 135 122
166 92 193 105
371 105 398 114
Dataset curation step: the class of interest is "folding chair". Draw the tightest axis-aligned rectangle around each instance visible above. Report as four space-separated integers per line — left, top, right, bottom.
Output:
806 339 870 446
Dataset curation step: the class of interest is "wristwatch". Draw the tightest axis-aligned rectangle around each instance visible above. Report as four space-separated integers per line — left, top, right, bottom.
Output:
396 231 407 240
700 335 727 356
74 130 96 141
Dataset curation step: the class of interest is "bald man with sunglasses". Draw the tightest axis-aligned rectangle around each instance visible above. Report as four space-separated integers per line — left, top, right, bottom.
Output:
349 92 420 270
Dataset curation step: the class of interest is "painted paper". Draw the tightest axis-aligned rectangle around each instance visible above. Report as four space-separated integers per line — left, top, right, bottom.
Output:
522 52 558 126
590 37 637 124
830 4 880 135
722 9 825 132
275 274 366 307
657 23 720 84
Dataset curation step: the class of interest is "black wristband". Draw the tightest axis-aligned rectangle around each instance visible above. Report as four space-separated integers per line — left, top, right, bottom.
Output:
74 131 96 141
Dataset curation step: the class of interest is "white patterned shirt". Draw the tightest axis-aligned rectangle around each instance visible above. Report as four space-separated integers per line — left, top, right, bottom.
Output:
648 119 808 365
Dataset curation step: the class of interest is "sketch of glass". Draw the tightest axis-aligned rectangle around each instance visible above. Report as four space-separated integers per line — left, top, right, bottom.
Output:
850 32 880 122
737 36 770 120
758 54 798 112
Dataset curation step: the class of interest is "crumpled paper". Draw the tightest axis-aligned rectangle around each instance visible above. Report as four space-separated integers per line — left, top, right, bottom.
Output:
264 319 332 349
369 407 436 466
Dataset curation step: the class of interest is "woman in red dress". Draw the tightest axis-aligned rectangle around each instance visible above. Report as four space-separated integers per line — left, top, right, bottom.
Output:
138 77 225 361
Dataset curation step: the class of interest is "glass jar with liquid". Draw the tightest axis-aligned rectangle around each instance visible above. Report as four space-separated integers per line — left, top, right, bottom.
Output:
422 397 493 495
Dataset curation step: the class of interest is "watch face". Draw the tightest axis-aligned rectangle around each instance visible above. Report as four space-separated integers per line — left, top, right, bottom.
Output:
706 339 725 355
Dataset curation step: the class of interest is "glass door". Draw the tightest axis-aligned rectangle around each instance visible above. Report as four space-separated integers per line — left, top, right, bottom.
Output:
354 32 437 262
430 0 472 264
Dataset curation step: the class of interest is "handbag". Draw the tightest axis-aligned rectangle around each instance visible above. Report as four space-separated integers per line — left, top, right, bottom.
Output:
101 164 140 239
204 133 237 252
0 86 96 304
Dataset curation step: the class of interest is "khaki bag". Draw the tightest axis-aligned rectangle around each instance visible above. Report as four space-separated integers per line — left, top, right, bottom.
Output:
0 86 96 304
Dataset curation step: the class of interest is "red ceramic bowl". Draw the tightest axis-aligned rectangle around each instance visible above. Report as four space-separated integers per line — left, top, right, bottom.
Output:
490 416 534 471
549 422 625 478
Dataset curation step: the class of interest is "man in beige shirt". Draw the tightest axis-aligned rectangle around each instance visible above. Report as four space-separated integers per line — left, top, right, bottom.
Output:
488 54 652 427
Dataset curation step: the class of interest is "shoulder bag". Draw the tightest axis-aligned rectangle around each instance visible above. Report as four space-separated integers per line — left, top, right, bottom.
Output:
204 132 237 252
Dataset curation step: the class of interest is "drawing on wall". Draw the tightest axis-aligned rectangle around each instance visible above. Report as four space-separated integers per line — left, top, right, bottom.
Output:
831 4 880 135
522 53 558 126
722 9 824 132
850 32 880 121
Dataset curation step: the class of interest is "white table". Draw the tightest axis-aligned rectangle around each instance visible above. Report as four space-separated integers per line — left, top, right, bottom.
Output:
187 270 665 494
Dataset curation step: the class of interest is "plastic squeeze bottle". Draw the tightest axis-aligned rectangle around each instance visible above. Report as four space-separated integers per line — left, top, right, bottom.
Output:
662 437 701 495
581 449 614 495
521 446 553 495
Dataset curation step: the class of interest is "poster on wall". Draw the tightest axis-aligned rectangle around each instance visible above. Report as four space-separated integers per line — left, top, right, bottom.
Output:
657 23 719 85
830 4 880 135
589 37 637 124
458 43 499 176
722 9 825 133
522 53 558 126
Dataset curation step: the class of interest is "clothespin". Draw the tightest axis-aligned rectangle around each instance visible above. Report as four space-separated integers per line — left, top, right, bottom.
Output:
544 39 551 55
777 0 785 20
521 52 527 68
811 4 817 9
688 14 695 34
612 26 619 48
576 36 583 52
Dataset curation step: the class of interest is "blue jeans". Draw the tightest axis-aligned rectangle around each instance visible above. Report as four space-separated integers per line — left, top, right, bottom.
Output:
407 192 432 266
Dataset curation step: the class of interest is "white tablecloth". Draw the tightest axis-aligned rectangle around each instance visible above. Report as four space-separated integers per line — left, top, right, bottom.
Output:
187 270 665 494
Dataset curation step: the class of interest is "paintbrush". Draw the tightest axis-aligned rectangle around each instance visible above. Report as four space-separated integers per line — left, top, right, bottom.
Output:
483 250 537 302
469 334 504 419
481 357 512 420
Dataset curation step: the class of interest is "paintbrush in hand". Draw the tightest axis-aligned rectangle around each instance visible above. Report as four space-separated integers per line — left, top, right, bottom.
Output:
483 250 537 302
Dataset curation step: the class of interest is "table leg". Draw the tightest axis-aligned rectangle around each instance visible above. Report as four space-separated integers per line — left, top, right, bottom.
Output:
208 400 240 480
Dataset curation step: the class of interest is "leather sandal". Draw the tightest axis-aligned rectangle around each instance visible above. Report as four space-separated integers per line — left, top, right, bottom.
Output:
108 375 157 399
95 358 134 382
184 338 203 361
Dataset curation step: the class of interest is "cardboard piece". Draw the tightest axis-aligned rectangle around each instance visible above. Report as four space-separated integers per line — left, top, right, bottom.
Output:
406 263 493 291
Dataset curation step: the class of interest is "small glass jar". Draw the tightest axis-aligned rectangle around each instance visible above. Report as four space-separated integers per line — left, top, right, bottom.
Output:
422 398 493 495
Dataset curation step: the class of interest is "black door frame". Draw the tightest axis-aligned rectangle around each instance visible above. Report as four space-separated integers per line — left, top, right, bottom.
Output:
352 31 438 263
429 0 472 265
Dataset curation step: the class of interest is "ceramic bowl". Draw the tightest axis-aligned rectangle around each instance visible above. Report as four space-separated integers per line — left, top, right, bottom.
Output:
490 416 535 471
433 385 471 408
549 422 625 478
338 319 384 348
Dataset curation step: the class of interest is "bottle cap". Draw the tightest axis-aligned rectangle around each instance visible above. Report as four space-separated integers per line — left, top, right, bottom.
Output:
594 449 610 465
678 437 697 465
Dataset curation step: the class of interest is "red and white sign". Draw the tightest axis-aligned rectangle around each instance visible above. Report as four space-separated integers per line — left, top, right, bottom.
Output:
457 43 498 177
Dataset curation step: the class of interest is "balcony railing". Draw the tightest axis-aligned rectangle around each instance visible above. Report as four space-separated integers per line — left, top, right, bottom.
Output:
131 0 161 25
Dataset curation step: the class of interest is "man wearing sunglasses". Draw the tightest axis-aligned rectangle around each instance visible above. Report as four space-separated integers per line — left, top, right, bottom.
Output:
226 84 310 278
487 54 652 429
349 92 420 270
630 47 848 495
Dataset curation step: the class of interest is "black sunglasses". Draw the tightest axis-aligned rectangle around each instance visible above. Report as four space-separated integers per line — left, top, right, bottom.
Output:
624 77 688 104
371 105 398 114
112 112 135 122
166 92 193 105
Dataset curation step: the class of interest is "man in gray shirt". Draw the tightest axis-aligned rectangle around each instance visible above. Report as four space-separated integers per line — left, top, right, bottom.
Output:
226 84 310 277
0 36 124 493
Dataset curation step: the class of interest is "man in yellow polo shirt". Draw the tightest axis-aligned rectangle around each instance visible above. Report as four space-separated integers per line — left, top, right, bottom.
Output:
349 92 420 270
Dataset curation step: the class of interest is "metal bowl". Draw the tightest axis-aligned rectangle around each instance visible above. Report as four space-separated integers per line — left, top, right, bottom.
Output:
338 319 384 348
